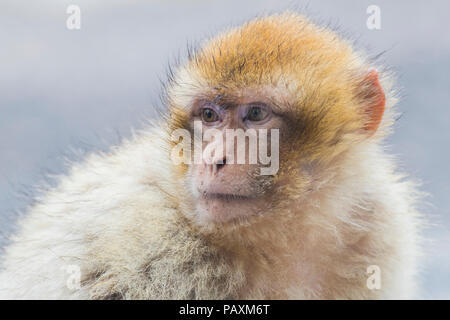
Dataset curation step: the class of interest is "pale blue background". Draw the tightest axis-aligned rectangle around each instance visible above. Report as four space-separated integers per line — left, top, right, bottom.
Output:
0 0 449 299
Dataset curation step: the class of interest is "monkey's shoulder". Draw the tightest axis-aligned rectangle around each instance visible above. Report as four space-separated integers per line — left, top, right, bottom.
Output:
0 130 182 298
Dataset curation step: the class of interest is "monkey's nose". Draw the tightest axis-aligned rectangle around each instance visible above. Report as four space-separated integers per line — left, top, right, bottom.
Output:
214 157 227 172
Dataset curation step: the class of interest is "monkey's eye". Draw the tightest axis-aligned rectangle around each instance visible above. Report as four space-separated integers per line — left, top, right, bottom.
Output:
246 106 269 122
201 108 219 123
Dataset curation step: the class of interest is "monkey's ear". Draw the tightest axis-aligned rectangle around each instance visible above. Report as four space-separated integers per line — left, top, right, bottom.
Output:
358 69 386 133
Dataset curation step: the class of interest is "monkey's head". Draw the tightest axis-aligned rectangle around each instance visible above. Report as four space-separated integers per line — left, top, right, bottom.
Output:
166 13 387 227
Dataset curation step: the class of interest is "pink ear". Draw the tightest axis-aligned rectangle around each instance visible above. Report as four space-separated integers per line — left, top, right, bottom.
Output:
362 69 385 132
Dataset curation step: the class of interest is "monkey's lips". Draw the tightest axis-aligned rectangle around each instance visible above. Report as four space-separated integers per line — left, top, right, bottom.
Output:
195 191 264 224
201 192 255 201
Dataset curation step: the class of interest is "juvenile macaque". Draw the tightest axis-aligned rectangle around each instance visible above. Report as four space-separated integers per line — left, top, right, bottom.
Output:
0 12 421 299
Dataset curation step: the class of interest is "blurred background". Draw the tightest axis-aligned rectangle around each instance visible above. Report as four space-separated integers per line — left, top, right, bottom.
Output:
0 0 449 299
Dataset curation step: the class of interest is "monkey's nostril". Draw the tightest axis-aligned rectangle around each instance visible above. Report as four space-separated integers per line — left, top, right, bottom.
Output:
215 158 226 171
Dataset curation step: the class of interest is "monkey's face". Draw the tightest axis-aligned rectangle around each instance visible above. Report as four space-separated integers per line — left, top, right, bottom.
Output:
186 93 285 224
169 80 384 226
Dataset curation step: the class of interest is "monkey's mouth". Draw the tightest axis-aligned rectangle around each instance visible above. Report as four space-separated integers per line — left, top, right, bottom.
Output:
196 191 265 223
201 192 254 201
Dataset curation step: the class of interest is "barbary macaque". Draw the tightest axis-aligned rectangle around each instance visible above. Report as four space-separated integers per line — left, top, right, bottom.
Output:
0 12 421 299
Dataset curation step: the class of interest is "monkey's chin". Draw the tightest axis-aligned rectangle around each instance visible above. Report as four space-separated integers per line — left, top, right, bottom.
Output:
195 195 262 224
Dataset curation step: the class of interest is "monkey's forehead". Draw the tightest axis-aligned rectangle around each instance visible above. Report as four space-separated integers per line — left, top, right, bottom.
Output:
184 12 363 89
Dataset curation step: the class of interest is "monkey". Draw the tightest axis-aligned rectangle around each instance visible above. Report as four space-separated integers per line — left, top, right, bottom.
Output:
0 12 422 299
